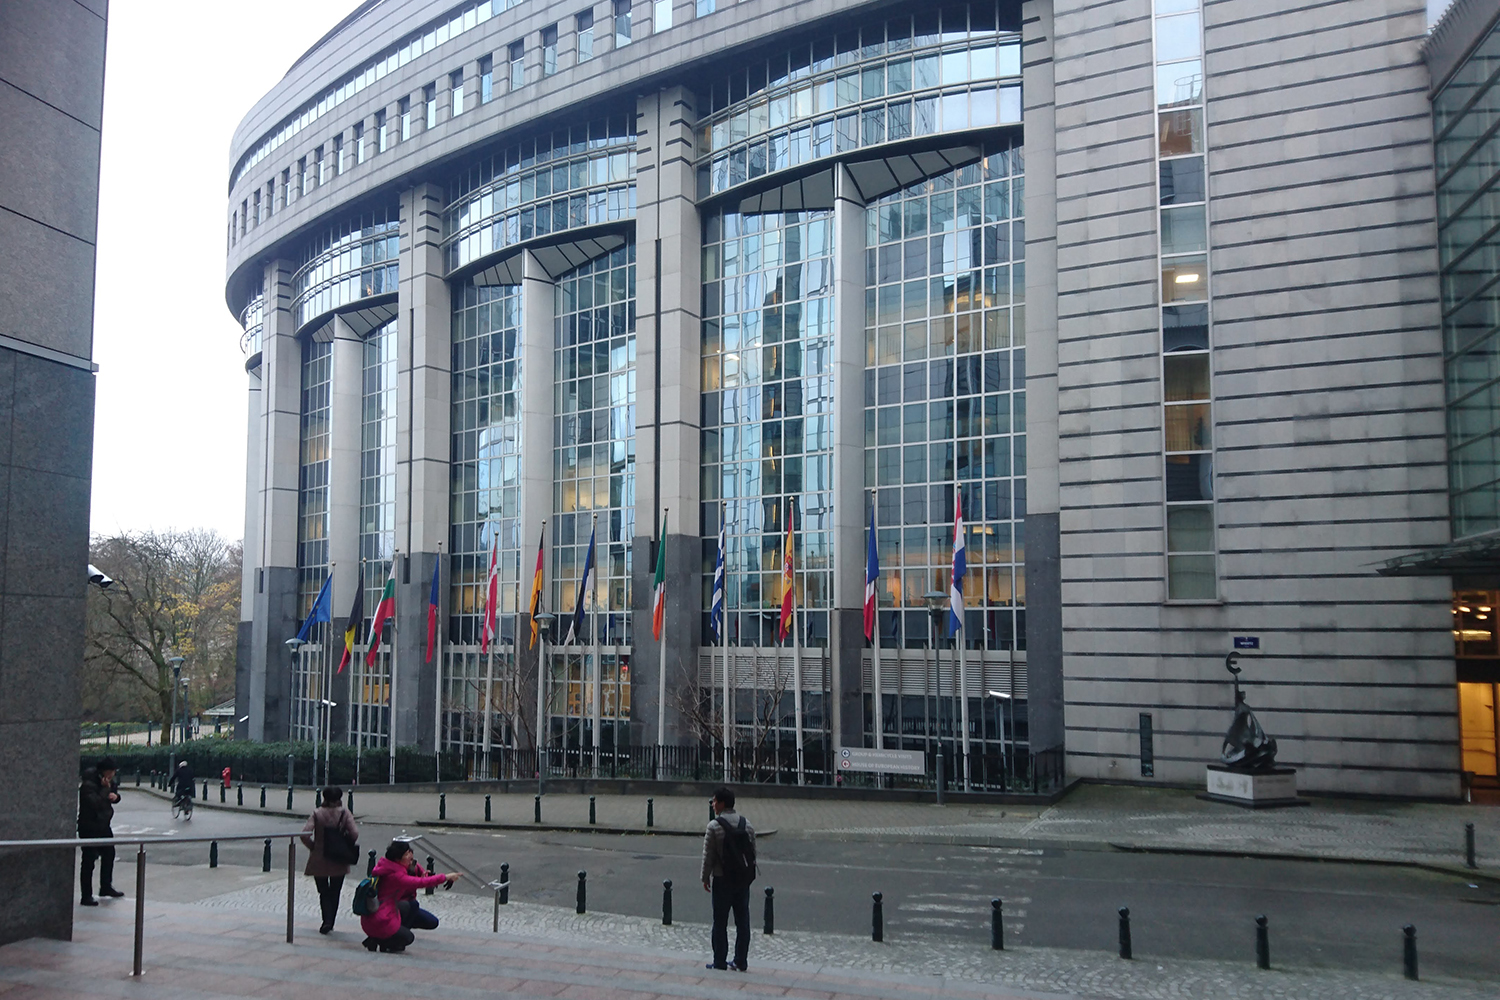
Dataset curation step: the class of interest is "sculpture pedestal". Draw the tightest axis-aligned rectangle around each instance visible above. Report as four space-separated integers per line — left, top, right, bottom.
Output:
1200 764 1307 809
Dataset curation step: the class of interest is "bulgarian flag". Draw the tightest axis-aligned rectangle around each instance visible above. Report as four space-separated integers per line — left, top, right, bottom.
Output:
651 511 668 641
777 500 795 643
365 566 396 666
337 564 365 673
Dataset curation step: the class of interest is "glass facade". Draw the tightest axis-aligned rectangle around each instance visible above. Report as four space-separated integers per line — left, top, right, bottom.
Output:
444 281 524 759
1153 0 1217 599
443 118 637 273
696 5 1021 198
291 338 332 743
239 285 265 358
292 207 401 329
864 143 1025 652
550 245 637 749
1436 19 1500 539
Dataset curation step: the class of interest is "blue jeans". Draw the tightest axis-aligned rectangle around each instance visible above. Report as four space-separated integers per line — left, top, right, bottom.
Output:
710 877 750 970
399 899 439 930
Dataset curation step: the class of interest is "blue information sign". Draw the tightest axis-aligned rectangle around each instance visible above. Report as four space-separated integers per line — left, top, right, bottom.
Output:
1233 636 1260 650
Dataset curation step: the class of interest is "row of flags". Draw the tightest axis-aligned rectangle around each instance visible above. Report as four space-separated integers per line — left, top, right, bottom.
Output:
291 490 972 661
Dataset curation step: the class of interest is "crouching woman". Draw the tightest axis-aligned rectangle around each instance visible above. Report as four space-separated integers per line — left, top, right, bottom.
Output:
360 840 461 953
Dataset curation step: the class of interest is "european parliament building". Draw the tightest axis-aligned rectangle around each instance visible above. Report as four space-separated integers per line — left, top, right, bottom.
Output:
229 0 1490 798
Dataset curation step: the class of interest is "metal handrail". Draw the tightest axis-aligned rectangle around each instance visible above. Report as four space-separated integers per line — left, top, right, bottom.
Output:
0 830 305 977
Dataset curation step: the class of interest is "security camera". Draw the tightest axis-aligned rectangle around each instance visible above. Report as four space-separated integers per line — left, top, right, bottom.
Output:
87 564 114 589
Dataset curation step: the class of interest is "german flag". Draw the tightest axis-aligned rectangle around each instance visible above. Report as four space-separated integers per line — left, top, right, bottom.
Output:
336 565 365 673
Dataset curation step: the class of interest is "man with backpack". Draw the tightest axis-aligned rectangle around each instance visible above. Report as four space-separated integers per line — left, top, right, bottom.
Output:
700 786 755 972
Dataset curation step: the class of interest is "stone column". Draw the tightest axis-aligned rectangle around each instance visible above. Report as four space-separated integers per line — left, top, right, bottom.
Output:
326 316 364 743
249 259 303 742
517 250 556 749
830 165 868 752
237 364 264 741
631 85 702 747
1021 0 1064 755
394 183 451 751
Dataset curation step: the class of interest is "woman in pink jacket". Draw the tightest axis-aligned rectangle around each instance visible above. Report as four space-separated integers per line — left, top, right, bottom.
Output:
360 840 460 953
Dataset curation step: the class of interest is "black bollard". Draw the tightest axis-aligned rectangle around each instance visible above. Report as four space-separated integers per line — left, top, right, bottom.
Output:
485 794 492 823
1403 924 1418 980
367 850 377 876
220 783 225 803
991 898 1004 951
203 780 209 800
590 796 596 825
286 786 293 811
262 839 272 873
576 870 587 914
535 794 542 824
872 891 884 942
499 863 509 905
764 886 775 935
709 800 715 822
237 783 243 806
1118 907 1132 960
260 785 266 809
440 792 446 820
210 841 218 868
1254 914 1270 969
1466 823 1477 869
662 879 673 925
647 797 654 828
426 856 436 895
347 790 354 813
135 769 141 787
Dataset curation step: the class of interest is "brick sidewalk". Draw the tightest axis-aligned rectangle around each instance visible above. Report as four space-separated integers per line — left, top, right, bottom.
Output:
0 864 1489 1000
148 780 1500 875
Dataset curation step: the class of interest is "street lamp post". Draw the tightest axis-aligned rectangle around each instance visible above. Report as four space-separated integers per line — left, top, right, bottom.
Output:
923 591 947 798
285 637 309 782
534 612 556 795
166 655 184 748
987 690 1012 790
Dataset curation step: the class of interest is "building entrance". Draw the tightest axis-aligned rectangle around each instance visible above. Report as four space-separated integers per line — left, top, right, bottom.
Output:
1460 682 1499 778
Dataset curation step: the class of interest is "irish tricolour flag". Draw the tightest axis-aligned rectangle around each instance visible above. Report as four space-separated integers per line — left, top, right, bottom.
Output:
365 567 397 666
651 511 668 641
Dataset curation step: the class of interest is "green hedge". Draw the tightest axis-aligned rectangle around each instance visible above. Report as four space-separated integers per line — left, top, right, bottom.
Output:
82 740 466 785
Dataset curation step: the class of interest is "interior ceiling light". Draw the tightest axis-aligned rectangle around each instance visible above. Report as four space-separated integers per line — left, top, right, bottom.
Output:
1481 606 1493 612
1479 614 1489 620
1174 272 1200 283
1461 606 1473 612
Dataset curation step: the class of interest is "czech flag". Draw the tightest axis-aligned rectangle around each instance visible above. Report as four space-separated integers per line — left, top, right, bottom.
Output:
424 555 440 664
949 491 966 637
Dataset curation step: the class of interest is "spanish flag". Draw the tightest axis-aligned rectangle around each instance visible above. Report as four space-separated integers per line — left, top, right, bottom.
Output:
527 526 545 649
336 565 364 673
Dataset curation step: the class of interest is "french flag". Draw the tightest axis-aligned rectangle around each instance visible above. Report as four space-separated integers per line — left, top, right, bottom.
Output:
863 504 879 641
949 491 966 637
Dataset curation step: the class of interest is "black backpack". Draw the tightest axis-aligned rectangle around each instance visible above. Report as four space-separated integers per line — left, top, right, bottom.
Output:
716 816 756 889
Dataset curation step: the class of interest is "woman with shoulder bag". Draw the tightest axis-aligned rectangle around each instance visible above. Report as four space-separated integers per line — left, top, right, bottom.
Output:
300 786 360 934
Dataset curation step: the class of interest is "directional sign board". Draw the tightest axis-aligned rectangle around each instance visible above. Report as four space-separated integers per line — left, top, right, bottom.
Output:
1233 636 1260 650
838 747 925 775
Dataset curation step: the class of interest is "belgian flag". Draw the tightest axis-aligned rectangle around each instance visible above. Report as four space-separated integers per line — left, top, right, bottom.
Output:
336 565 365 673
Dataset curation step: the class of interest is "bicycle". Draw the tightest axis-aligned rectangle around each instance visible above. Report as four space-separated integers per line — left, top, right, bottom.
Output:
171 790 194 821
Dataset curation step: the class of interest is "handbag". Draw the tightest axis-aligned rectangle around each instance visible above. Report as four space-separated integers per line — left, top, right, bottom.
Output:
321 810 360 865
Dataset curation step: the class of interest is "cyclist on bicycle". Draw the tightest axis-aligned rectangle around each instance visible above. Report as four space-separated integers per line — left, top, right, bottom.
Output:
170 759 195 811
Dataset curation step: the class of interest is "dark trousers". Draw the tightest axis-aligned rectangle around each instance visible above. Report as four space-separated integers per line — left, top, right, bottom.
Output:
313 875 345 927
80 842 115 898
399 899 439 930
370 927 415 951
710 877 750 970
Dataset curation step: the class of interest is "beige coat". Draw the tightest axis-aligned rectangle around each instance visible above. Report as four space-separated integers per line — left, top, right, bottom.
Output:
300 804 359 877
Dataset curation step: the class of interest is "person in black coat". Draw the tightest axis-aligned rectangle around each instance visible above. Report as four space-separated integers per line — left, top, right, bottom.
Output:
78 757 123 905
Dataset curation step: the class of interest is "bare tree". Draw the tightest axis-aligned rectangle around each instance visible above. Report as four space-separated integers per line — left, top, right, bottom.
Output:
84 530 241 738
674 652 794 754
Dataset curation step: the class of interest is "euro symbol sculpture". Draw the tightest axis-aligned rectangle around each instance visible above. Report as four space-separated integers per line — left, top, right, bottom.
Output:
1220 652 1278 772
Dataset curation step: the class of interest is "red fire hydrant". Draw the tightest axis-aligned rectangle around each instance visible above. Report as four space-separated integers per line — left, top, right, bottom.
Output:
221 766 232 788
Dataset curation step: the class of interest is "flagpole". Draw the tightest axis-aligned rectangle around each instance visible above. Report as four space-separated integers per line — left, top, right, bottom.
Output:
389 551 399 787
590 512 601 779
310 584 320 788
483 542 495 781
956 489 971 794
534 520 547 768
656 509 668 752
323 617 331 788
355 558 364 785
790 498 805 786
434 543 443 786
870 490 883 752
720 501 729 783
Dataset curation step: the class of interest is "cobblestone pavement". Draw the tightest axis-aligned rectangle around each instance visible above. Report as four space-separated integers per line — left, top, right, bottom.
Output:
149 780 1499 874
145 864 1500 999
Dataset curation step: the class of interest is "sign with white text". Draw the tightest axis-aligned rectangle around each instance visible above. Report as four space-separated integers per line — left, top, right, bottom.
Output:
838 747 925 775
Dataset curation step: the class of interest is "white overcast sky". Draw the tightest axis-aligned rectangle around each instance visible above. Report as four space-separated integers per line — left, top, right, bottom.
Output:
90 0 355 543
